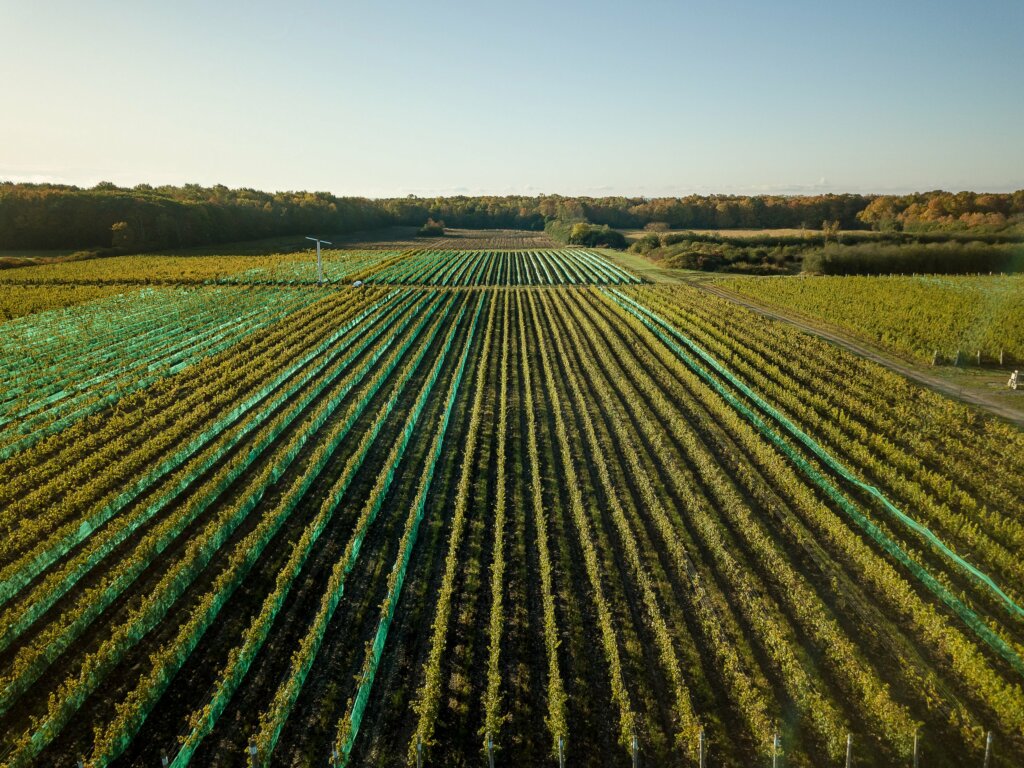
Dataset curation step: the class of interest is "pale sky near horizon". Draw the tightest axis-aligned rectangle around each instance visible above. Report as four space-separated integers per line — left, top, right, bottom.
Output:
2 0 1022 197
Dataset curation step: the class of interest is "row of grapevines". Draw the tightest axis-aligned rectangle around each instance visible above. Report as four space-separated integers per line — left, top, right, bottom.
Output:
513 290 568 754
164 291 453 768
407 292 497 758
0 290 386 592
0 292 436 768
332 295 485 766
599 289 1024 746
644 289 1024 607
523 290 638 750
480 290 511 748
82 292 452 767
554 289 777 752
0 291 420 711
537 289 702 753
246 293 471 766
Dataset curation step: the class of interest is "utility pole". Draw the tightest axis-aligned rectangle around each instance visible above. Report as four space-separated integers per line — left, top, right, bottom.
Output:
306 236 333 285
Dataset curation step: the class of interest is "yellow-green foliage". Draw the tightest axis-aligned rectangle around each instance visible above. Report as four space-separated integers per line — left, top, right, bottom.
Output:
0 284 131 320
719 274 1024 362
0 250 401 285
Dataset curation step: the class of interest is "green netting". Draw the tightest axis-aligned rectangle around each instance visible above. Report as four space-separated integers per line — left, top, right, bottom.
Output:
575 248 637 284
94 294 446 768
1 288 282 399
167 292 445 768
338 296 483 766
0 295 422 719
5 294 438 768
0 293 401 610
0 294 308 459
605 288 1024 677
0 295 414 673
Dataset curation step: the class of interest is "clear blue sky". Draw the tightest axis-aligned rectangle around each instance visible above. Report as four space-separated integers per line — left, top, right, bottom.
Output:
2 0 1022 196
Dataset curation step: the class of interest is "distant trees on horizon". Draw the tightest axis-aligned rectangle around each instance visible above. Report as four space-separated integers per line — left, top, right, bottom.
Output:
1 181 1020 253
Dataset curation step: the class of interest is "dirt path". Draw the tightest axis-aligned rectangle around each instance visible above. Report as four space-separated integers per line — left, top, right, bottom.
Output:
693 282 1024 429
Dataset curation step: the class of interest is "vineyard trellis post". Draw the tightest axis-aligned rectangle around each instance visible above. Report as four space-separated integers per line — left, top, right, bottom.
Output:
305 237 333 285
416 737 423 768
983 731 992 768
487 732 495 768
558 735 565 768
913 730 920 768
161 749 169 767
845 734 852 768
698 727 706 768
632 732 639 768
771 732 780 768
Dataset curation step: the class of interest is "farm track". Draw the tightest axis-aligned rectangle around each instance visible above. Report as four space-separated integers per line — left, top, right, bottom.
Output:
1 250 1022 768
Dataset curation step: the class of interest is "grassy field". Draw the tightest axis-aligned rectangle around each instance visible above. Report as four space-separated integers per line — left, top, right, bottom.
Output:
0 250 1022 767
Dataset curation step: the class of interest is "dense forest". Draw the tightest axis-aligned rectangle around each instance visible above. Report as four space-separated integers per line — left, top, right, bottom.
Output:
1 182 1021 253
0 183 390 251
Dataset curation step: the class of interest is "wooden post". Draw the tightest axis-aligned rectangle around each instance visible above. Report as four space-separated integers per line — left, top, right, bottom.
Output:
416 737 423 768
932 350 940 367
698 727 706 768
845 734 852 768
1000 349 1005 367
976 350 982 366
954 350 962 367
772 732 780 768
983 731 992 768
487 732 495 768
632 732 639 768
558 735 565 768
913 729 920 768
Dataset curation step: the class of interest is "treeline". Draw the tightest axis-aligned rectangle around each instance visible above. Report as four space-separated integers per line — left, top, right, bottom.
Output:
803 242 1024 276
382 190 1024 233
631 230 1024 275
382 193 872 230
543 220 628 248
0 183 390 251
857 191 1024 232
1 182 1021 253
